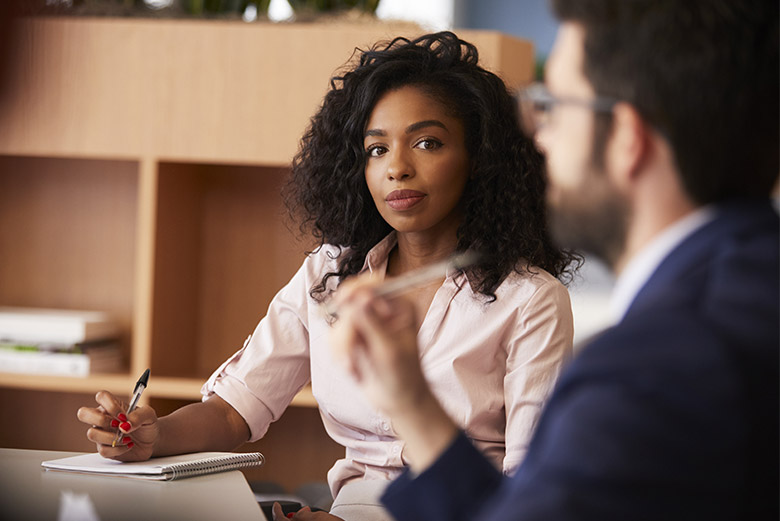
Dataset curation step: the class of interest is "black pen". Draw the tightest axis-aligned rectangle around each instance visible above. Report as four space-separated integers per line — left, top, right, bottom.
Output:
112 368 150 448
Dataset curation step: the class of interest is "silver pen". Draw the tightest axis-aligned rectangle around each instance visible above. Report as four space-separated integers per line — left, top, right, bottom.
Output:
324 250 480 319
112 368 150 448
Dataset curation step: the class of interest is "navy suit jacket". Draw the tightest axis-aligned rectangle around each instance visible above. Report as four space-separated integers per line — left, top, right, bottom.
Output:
382 200 779 521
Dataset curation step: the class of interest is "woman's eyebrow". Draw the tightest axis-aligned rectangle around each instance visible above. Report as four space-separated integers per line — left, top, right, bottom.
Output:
364 119 449 138
405 120 448 134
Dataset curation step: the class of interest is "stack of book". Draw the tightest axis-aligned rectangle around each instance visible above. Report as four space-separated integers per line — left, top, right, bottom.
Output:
0 307 123 377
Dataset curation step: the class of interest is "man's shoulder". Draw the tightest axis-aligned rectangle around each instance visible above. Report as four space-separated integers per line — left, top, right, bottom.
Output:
607 201 779 371
567 300 777 415
579 308 726 372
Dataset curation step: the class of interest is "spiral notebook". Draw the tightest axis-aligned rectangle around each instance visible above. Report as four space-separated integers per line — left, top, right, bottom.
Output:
41 451 265 481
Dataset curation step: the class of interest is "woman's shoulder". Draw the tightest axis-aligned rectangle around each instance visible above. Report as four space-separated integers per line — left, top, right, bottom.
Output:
277 244 346 303
300 243 345 276
495 266 570 306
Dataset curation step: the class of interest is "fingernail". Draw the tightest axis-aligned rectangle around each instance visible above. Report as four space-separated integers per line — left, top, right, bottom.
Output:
127 442 134 449
120 422 131 432
286 514 294 519
122 436 132 444
118 413 127 422
110 419 120 428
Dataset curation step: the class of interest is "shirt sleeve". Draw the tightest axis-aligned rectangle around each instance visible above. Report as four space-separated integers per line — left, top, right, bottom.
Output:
502 277 574 472
200 254 321 441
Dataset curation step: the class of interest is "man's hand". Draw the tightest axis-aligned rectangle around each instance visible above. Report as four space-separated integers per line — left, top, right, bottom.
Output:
328 275 459 472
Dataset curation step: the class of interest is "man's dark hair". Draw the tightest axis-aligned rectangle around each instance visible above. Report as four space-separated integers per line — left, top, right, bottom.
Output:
551 0 779 205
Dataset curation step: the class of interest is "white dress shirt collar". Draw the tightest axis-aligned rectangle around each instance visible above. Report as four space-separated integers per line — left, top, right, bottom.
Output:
610 206 715 322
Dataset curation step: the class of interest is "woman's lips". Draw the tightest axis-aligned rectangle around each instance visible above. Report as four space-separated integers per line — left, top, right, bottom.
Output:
385 189 426 211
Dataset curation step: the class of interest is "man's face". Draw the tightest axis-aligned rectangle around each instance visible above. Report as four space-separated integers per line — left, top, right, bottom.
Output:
537 23 629 268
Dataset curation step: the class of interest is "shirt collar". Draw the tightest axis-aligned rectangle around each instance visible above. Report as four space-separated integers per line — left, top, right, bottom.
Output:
359 231 470 287
610 206 715 322
360 232 398 276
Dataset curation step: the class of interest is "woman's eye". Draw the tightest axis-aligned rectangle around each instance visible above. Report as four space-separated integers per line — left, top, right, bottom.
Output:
366 145 387 157
415 139 442 151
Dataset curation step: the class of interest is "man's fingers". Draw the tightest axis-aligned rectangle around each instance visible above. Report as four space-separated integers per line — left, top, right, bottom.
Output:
330 273 382 311
352 295 414 352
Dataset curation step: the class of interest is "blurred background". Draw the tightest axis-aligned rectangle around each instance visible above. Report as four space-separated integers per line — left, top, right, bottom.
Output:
0 0 613 503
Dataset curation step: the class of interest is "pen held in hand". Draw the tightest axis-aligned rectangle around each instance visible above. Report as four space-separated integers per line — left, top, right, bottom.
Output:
324 250 480 320
111 368 150 448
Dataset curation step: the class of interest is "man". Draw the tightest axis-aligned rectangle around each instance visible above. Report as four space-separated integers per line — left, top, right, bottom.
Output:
326 1 779 520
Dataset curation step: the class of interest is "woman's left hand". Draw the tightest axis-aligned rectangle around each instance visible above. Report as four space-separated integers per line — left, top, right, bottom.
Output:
271 502 342 520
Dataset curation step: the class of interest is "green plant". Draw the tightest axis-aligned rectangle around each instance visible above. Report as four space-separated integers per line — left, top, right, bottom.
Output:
183 0 268 15
287 0 380 13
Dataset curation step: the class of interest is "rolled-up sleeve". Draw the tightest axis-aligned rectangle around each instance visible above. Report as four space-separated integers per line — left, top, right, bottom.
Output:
200 256 317 441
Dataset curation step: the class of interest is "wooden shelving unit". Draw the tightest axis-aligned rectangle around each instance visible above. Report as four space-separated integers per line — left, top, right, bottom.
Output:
0 16 533 491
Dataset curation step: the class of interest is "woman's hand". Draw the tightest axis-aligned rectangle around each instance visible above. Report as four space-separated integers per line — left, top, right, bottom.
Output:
77 390 159 462
271 503 342 520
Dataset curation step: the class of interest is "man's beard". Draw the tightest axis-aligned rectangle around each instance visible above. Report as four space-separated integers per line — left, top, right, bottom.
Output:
546 166 630 270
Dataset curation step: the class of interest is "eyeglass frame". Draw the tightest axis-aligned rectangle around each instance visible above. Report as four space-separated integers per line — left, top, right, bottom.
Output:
516 83 618 134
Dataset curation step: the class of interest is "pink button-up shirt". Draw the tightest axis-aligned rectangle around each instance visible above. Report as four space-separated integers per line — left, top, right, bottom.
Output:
202 233 573 499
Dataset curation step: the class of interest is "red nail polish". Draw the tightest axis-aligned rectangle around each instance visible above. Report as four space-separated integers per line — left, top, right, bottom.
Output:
110 419 119 428
286 514 294 519
120 422 131 432
118 413 127 422
127 442 134 449
122 436 132 444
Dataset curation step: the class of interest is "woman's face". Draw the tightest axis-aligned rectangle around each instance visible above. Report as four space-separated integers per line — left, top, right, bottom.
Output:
364 85 470 237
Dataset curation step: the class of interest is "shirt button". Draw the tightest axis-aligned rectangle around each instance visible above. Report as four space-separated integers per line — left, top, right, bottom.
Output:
381 421 390 431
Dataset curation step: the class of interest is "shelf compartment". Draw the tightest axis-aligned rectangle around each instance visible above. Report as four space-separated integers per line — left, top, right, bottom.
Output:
150 162 308 381
0 387 103 452
0 155 138 367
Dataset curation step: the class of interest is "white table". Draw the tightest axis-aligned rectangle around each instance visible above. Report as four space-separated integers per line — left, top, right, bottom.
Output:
0 448 267 521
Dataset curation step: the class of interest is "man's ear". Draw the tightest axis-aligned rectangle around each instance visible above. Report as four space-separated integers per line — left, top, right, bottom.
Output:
604 102 651 188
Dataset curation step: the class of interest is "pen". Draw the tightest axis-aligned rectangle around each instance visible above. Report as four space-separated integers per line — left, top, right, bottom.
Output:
112 368 150 448
323 250 480 319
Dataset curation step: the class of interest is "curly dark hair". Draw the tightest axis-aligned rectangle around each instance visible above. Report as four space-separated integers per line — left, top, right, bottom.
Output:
284 31 580 301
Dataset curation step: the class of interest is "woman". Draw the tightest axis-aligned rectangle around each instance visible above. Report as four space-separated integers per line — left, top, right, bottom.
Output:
77 31 577 521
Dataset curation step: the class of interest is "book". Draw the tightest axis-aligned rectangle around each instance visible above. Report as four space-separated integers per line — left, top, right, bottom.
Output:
41 451 265 481
0 307 120 345
0 341 122 377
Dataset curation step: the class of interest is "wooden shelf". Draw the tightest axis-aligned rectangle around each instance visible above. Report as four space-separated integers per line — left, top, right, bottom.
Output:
0 16 533 490
0 372 317 406
0 372 132 395
0 17 533 164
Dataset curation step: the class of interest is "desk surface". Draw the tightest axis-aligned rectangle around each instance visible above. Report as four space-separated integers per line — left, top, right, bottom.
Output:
0 448 267 521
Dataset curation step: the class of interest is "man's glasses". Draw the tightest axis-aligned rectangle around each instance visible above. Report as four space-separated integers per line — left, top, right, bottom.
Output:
517 83 617 135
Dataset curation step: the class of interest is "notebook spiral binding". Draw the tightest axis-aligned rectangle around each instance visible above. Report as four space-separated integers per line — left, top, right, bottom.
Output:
167 452 265 481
